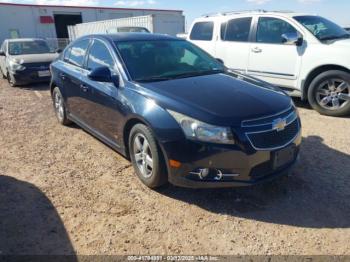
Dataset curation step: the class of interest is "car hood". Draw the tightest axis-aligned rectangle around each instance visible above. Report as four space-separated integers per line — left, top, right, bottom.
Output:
140 72 292 126
10 53 59 64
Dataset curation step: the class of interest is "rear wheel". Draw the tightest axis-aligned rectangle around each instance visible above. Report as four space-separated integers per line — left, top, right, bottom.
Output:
129 124 167 189
308 70 350 116
52 87 72 126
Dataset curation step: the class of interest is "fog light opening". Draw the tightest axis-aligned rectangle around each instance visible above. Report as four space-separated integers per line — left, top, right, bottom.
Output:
214 170 223 181
198 168 210 179
189 168 240 181
189 168 210 180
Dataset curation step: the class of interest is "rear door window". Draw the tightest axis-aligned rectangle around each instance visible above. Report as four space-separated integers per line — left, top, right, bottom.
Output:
221 17 252 42
67 39 90 67
190 22 214 41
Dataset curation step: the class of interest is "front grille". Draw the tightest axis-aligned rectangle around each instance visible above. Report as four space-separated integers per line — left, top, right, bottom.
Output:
247 119 300 150
23 62 51 70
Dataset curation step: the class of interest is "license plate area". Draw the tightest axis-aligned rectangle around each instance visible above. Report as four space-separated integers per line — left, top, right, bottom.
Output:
38 70 50 77
272 145 296 170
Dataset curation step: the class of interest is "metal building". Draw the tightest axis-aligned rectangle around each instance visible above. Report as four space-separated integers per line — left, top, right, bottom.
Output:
0 2 184 46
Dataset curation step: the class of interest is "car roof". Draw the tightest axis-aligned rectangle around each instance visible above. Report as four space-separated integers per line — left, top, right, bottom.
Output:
82 33 180 42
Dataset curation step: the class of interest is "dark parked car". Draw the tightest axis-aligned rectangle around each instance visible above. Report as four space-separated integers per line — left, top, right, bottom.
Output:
0 38 60 87
50 33 301 189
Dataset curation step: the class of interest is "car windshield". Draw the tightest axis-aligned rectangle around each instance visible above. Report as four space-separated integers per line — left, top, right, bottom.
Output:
115 40 225 82
8 40 51 55
294 15 350 41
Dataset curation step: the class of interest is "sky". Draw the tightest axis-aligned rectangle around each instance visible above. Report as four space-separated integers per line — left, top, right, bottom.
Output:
1 0 350 29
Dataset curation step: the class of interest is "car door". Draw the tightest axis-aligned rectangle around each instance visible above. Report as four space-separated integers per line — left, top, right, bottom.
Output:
79 38 124 146
62 38 91 124
215 17 253 73
0 41 7 75
247 16 303 88
189 21 216 56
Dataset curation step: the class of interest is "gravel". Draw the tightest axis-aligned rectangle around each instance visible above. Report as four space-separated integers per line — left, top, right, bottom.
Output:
0 80 349 255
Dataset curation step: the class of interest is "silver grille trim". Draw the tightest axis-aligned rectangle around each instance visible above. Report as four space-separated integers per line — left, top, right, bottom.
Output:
245 118 301 151
241 105 293 127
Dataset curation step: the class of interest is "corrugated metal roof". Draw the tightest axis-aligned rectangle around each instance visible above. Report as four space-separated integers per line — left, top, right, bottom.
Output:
0 2 183 13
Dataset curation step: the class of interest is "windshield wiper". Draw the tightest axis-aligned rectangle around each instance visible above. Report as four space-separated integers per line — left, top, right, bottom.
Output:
319 34 350 41
134 76 174 83
134 69 225 83
163 69 225 80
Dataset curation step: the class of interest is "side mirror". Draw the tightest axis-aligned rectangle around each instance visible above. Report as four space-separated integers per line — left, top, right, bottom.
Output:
88 66 120 87
282 32 303 46
0 50 5 56
56 48 62 54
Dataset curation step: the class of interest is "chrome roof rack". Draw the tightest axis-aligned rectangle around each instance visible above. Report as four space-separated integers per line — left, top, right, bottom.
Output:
202 10 266 17
202 10 294 18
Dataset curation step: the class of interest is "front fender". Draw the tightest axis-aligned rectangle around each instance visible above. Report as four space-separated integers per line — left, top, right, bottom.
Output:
121 85 184 145
299 44 350 89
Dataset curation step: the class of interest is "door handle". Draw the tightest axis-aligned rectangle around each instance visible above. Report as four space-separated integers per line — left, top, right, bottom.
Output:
80 84 89 92
251 47 262 53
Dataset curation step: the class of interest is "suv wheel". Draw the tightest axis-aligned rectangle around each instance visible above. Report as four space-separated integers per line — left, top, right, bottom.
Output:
129 124 167 189
52 87 72 126
308 70 350 116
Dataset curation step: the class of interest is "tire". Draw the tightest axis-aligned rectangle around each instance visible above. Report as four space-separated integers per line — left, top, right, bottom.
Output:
52 87 72 126
0 69 5 79
129 124 168 189
7 73 17 87
308 70 350 117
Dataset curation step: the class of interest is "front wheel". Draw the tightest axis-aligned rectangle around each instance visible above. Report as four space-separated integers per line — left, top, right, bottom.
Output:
7 73 17 87
129 124 167 189
308 70 350 117
0 69 5 79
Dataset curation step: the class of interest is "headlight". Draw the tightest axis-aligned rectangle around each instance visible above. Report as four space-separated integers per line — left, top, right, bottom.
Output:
168 110 235 144
9 59 25 71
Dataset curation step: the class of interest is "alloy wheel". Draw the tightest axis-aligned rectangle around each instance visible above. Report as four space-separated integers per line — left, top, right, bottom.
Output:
316 78 350 110
133 133 154 179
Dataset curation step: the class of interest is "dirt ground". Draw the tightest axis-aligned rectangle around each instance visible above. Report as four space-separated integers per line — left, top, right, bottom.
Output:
0 79 349 256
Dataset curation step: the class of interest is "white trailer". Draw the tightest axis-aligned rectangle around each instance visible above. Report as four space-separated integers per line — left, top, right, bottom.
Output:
68 14 185 40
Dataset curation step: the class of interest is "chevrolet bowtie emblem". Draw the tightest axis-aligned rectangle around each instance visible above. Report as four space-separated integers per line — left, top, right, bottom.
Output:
272 118 287 132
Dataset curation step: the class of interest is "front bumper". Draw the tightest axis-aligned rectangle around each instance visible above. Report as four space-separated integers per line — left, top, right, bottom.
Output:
161 131 302 189
10 68 51 85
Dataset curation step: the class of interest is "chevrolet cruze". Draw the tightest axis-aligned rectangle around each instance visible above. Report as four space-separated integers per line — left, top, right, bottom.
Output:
50 33 301 189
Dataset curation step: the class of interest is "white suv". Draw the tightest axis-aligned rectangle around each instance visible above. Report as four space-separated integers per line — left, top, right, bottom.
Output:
187 10 350 116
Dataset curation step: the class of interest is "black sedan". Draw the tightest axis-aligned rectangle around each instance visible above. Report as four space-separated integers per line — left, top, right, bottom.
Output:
50 33 301 189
